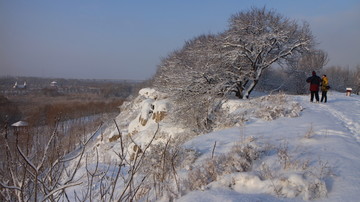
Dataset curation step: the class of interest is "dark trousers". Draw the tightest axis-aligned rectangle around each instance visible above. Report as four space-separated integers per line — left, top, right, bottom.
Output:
310 91 319 102
321 91 327 103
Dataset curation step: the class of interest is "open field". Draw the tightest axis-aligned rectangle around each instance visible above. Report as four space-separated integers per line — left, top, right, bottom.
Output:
0 76 142 126
0 77 142 181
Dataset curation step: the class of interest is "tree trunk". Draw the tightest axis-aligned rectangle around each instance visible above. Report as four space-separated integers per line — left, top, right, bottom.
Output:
240 67 264 99
235 80 247 99
242 79 258 99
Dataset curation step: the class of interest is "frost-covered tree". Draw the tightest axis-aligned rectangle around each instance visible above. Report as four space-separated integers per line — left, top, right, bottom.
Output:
154 34 218 94
153 34 227 130
222 7 315 98
153 7 318 131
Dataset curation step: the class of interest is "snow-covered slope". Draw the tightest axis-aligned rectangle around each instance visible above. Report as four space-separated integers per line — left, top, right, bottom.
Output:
68 90 360 201
178 91 360 201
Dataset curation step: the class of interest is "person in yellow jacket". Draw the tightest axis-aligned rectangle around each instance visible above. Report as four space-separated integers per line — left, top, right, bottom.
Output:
320 75 329 103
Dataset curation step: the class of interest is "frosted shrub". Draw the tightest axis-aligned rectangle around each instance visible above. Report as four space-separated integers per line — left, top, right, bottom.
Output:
305 179 327 200
304 124 315 139
217 93 302 130
276 141 310 171
185 167 210 191
213 110 247 130
254 93 302 121
255 141 329 200
258 162 275 180
184 142 261 191
303 160 332 199
224 144 260 173
137 139 184 199
277 141 292 169
310 160 334 181
257 163 328 200
133 138 203 200
184 157 224 191
181 148 201 170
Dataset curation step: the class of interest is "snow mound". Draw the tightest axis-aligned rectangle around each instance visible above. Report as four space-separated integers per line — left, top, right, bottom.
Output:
96 88 187 162
222 93 302 121
139 87 167 100
215 93 302 130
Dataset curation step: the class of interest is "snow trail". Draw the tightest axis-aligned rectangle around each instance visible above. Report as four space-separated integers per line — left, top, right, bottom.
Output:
319 103 360 141
321 93 360 142
298 92 360 142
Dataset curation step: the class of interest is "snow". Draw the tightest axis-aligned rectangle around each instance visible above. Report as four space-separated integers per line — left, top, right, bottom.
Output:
68 90 360 201
178 91 360 201
11 120 29 127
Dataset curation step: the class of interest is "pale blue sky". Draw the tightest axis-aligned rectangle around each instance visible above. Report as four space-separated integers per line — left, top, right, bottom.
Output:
1 0 359 80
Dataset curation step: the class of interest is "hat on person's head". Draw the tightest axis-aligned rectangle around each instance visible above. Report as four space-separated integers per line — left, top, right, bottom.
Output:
312 71 316 75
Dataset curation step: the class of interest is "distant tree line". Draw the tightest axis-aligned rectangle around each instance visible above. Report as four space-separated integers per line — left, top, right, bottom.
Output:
256 65 360 95
0 76 139 98
323 65 360 94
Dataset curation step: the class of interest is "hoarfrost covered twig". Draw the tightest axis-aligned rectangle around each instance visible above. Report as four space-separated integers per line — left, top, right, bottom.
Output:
212 141 217 159
42 181 83 202
0 182 21 191
117 123 160 201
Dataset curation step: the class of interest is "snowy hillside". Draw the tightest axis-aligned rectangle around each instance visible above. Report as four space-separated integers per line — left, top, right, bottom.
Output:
66 90 360 201
178 91 360 202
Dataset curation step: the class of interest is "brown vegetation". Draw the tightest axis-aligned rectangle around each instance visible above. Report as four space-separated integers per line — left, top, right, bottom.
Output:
2 92 123 126
0 95 21 126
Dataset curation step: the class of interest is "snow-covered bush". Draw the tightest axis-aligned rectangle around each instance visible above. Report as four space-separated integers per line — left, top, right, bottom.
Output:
215 93 302 130
305 179 327 200
276 140 311 171
137 139 183 199
181 135 330 200
184 141 262 191
254 93 302 121
304 124 315 139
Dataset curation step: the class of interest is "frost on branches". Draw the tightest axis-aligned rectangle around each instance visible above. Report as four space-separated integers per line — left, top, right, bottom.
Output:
153 7 315 102
152 7 316 131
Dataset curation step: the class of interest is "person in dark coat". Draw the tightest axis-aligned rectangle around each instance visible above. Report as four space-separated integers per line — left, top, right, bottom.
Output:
306 71 322 102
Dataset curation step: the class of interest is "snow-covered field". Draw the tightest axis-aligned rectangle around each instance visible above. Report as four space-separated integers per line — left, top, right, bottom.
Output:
68 90 360 201
177 91 360 201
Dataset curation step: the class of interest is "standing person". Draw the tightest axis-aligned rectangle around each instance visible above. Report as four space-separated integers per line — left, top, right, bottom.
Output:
306 71 322 102
321 74 329 103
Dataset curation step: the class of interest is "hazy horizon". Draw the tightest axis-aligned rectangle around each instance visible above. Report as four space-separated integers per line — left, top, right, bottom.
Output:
1 0 359 80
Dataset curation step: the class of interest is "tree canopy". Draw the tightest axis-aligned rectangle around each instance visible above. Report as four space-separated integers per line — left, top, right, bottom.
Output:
152 7 319 131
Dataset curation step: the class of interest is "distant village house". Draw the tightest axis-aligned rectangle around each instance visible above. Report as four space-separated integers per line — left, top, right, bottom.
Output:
50 81 58 87
13 81 27 89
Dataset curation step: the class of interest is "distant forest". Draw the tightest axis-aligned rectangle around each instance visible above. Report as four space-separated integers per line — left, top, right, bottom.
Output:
0 76 143 97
